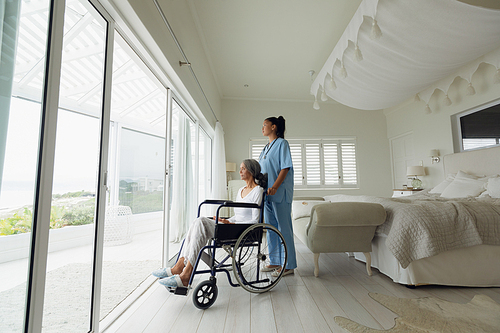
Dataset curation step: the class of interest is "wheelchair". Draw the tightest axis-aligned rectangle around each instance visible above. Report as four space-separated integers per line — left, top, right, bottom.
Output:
165 195 288 309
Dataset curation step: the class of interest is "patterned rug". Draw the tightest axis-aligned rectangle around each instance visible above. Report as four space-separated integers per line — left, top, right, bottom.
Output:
335 292 500 332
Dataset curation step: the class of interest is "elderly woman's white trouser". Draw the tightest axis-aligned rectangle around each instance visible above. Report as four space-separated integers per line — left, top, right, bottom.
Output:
179 217 216 265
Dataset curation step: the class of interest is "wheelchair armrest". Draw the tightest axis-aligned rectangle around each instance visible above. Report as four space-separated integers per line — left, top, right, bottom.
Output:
221 202 260 209
201 199 232 205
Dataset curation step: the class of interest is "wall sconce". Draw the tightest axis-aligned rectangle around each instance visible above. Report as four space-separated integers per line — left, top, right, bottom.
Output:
226 162 236 182
407 166 425 189
429 149 440 164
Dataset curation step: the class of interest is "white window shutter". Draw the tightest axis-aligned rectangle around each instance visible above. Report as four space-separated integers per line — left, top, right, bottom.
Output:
250 138 357 188
251 142 266 161
341 142 357 185
323 143 339 185
289 143 303 186
305 143 321 185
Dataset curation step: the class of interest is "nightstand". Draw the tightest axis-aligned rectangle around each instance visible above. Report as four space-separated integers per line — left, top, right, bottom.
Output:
392 188 423 197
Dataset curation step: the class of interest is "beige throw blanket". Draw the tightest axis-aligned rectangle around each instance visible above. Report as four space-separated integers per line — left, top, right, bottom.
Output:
325 192 500 268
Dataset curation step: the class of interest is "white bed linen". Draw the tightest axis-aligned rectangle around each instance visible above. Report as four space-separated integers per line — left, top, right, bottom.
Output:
324 192 500 269
354 235 500 287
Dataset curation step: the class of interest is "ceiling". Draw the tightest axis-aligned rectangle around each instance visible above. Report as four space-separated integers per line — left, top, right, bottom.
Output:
188 0 362 102
182 0 500 105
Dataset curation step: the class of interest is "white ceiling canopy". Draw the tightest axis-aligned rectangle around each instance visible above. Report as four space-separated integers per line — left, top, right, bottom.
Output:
311 0 500 111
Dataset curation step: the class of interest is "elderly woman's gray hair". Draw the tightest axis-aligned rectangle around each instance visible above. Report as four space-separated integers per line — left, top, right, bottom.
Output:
243 159 268 189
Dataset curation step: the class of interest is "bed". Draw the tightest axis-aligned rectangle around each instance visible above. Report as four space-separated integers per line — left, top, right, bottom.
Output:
326 145 500 287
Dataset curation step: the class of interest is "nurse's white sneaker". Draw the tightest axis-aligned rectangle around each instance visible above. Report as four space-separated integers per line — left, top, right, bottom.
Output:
271 268 294 277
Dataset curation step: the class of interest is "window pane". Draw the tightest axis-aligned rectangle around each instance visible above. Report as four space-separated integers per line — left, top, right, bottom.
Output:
101 30 166 322
305 143 321 185
341 142 357 185
323 143 339 185
0 2 50 330
43 1 107 331
463 138 497 151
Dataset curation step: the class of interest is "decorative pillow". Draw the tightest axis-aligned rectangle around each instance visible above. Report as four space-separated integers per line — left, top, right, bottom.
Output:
429 173 456 194
440 172 487 198
486 177 500 198
292 200 327 219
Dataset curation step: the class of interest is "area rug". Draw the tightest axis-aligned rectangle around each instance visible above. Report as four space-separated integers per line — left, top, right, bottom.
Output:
0 260 160 333
334 292 500 333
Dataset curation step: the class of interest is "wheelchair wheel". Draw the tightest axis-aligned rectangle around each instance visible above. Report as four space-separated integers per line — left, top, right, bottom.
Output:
232 224 287 293
192 279 218 310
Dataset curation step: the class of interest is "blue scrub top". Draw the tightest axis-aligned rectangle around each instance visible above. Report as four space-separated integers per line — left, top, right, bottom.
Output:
259 138 294 203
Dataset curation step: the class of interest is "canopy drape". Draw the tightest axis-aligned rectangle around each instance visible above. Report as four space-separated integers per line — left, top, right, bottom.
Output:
311 0 500 111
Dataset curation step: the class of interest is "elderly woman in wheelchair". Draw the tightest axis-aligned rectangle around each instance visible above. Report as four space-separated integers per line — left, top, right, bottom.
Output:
152 159 268 288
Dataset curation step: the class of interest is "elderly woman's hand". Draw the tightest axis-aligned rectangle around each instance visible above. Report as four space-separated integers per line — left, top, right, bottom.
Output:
217 217 234 224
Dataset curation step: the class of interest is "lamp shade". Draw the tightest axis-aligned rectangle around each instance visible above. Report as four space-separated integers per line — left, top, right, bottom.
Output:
226 162 237 172
407 166 425 176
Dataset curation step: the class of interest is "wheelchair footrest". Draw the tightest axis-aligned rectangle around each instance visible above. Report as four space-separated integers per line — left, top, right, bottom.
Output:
165 286 189 296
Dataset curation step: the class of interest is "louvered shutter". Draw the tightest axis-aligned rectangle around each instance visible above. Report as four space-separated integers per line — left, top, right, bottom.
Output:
289 142 303 186
251 142 266 161
305 143 321 185
341 142 357 185
323 143 339 185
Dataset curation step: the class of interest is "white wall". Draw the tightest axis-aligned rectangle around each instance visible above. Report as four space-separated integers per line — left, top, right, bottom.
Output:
384 63 500 189
221 99 393 197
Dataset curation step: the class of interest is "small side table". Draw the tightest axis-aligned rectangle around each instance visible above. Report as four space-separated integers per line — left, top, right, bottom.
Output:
392 188 423 198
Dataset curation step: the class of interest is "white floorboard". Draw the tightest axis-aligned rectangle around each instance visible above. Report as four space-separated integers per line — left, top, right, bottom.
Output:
103 237 500 333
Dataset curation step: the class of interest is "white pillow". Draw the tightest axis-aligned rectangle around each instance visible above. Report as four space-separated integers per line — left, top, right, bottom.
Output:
292 200 327 219
429 173 456 194
440 172 487 198
486 177 500 198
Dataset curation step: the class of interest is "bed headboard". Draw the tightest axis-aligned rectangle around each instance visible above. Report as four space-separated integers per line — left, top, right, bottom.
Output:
443 146 500 177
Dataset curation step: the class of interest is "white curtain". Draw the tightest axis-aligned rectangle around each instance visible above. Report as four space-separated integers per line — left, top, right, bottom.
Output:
169 116 195 242
210 121 227 215
0 0 22 193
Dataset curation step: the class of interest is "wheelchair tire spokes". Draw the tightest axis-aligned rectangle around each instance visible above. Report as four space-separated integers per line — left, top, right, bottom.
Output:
232 224 287 293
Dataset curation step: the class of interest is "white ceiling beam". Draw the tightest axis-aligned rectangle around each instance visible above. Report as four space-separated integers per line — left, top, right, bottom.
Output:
18 11 95 87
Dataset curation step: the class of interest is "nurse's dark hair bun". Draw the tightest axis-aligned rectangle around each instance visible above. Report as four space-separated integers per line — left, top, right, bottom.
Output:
265 116 286 139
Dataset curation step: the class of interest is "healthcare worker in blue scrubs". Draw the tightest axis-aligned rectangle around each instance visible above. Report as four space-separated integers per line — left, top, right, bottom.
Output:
259 116 297 276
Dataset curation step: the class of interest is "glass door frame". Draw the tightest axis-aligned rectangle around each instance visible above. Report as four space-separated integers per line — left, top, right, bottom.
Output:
24 0 115 332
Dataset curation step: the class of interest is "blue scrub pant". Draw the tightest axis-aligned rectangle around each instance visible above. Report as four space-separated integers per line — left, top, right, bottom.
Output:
264 200 297 270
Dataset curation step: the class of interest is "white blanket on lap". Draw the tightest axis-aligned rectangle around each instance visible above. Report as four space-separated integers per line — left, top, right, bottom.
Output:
325 193 500 268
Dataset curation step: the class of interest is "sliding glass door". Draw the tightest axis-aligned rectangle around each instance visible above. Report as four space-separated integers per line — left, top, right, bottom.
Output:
99 31 166 322
0 0 50 331
0 0 213 331
41 1 107 331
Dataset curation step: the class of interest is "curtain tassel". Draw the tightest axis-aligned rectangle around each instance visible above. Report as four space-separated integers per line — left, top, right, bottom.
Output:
313 95 320 110
424 104 432 114
339 62 348 79
465 82 476 96
354 44 363 62
370 19 382 40
443 94 452 106
327 75 337 90
321 88 328 101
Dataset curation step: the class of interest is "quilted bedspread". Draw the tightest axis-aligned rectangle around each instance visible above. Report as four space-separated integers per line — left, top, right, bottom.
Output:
325 192 500 268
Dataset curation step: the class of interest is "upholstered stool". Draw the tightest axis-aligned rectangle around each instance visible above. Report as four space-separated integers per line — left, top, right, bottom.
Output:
293 201 386 277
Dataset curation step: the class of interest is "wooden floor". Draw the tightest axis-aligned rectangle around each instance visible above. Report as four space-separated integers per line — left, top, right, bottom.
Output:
103 237 500 333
